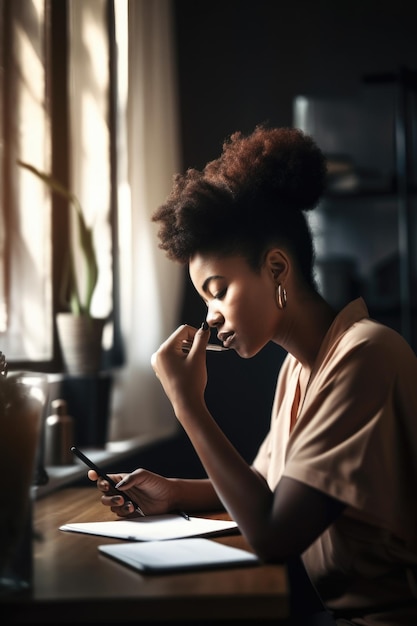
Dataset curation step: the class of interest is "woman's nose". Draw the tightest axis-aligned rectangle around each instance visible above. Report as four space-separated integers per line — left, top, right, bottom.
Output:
206 306 223 328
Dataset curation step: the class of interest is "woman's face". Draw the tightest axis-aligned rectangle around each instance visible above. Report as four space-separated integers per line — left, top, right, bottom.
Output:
189 252 281 358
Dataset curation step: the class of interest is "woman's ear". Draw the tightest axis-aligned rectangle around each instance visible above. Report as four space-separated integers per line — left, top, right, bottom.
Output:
265 248 290 283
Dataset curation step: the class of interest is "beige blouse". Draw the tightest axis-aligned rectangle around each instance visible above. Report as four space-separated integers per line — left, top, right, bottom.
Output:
253 298 417 623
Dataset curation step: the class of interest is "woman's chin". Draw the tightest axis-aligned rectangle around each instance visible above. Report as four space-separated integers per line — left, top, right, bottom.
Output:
236 345 263 359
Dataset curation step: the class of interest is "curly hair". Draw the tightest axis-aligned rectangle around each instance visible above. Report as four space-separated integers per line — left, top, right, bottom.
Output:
152 125 327 287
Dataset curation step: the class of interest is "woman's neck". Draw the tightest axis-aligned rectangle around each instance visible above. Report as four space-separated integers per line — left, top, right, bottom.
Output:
277 293 337 370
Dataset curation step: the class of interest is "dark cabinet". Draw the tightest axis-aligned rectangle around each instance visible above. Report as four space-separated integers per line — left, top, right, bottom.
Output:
294 68 417 350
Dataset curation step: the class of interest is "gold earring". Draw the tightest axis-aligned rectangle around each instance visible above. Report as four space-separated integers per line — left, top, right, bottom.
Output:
276 284 287 310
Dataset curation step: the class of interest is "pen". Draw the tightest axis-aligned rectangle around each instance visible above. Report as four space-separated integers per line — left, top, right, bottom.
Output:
70 446 146 517
182 341 229 353
205 344 230 352
177 510 190 521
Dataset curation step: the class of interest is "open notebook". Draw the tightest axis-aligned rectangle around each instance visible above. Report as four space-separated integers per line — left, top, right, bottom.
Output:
60 513 238 542
98 537 260 573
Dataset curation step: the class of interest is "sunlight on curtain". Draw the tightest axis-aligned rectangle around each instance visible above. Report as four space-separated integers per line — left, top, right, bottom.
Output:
108 0 184 439
0 0 52 359
68 0 112 320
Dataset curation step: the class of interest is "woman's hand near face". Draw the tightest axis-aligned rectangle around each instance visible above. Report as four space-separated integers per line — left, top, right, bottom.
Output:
151 323 210 420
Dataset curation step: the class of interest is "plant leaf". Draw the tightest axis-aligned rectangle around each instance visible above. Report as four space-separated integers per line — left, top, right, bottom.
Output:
17 160 98 316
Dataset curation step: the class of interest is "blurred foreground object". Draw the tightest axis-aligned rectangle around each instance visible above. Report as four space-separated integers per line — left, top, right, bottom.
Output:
0 370 47 595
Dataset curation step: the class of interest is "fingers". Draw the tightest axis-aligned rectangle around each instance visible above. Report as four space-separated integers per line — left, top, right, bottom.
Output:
87 468 139 518
87 469 112 493
178 321 210 355
152 325 197 362
115 475 129 489
87 469 98 482
187 320 209 353
113 468 151 491
152 323 208 372
107 494 135 516
88 469 126 494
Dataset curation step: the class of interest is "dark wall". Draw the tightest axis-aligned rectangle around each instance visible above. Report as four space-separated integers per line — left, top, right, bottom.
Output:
131 1 417 478
173 0 417 168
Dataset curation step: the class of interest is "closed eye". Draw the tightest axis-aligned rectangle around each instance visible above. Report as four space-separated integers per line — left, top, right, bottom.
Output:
214 288 227 300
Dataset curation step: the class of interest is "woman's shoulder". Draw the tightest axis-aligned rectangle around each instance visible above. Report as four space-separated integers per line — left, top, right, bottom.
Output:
328 298 414 357
347 314 415 358
331 313 417 391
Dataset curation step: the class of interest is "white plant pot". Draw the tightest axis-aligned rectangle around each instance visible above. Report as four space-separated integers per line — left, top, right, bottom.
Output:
56 313 105 376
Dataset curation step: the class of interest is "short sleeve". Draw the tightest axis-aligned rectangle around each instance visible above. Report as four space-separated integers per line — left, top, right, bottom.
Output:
283 321 417 546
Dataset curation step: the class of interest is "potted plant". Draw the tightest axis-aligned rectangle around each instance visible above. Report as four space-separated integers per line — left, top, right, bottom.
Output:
17 160 105 375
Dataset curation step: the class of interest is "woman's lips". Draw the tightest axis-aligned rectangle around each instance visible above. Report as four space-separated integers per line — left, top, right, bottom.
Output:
220 333 235 348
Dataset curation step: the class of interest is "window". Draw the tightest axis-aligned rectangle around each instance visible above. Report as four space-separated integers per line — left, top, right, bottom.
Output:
1 0 183 441
0 0 120 372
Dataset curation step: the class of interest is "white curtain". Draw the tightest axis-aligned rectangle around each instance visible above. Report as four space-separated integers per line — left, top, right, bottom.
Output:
1 0 182 441
68 0 113 320
108 0 184 440
0 0 52 358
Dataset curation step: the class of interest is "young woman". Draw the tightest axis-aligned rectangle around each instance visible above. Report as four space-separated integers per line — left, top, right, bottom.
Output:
89 126 417 624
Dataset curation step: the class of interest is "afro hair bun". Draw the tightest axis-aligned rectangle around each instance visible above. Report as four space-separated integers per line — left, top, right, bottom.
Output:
204 125 327 212
152 125 327 265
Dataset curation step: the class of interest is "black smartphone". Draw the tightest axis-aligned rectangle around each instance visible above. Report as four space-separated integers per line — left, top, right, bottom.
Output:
70 446 145 516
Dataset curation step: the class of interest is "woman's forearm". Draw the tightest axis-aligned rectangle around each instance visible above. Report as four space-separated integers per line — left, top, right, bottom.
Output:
174 404 346 563
169 476 224 512
174 404 275 552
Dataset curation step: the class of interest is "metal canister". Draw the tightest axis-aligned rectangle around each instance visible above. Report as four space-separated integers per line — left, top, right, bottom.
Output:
44 399 74 466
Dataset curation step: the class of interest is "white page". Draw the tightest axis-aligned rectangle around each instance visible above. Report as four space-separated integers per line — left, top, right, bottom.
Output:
98 538 259 573
60 514 238 542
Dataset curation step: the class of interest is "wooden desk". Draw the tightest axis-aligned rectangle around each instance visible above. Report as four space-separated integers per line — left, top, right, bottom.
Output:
5 488 290 624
